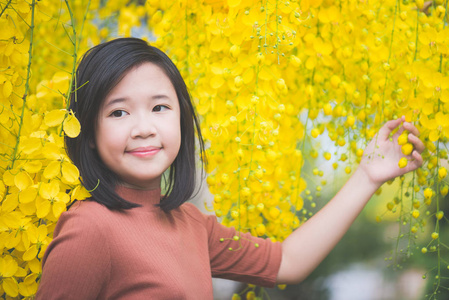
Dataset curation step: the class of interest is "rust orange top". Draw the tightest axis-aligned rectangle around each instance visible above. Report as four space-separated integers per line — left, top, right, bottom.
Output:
37 186 282 299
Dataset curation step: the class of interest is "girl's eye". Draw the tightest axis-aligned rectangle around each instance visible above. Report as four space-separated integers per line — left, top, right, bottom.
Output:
153 105 169 112
110 110 128 117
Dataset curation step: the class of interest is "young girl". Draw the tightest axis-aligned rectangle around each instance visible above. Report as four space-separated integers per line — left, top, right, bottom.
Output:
36 38 424 299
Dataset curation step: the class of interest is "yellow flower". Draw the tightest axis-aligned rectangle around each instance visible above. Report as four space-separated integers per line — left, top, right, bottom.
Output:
397 132 408 145
401 143 414 155
398 157 408 168
424 188 433 200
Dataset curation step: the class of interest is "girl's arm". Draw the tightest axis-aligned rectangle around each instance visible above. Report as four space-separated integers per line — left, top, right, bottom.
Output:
276 117 425 284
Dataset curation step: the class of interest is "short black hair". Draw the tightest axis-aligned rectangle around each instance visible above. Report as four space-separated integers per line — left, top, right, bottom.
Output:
65 37 205 212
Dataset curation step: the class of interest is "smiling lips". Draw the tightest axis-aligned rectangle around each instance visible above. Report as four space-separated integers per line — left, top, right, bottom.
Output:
127 147 161 157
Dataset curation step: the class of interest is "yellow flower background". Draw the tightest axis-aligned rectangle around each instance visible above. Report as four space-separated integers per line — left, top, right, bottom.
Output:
0 0 448 298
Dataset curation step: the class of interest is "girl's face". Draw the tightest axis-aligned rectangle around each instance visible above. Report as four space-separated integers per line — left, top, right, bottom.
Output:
95 62 181 190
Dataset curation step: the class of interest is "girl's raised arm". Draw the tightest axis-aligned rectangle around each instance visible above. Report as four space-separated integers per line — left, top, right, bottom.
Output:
276 117 425 284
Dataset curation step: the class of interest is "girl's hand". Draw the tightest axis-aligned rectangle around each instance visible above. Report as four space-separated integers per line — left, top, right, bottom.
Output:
358 117 425 187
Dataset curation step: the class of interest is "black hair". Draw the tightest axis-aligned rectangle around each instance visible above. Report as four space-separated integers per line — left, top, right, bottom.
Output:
65 37 205 212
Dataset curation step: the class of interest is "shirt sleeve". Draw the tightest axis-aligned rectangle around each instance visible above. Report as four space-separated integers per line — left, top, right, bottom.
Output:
36 202 111 300
205 214 283 288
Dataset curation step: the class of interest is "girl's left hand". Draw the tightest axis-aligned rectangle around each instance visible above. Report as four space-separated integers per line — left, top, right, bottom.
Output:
358 116 425 187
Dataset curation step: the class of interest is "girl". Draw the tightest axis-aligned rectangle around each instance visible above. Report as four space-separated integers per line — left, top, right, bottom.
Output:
36 38 424 299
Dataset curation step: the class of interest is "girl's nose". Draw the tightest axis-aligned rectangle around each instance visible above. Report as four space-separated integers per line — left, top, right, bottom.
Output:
131 116 157 138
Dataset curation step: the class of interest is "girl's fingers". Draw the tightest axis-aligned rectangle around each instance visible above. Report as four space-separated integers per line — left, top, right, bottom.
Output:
392 120 419 141
407 134 425 154
401 148 424 174
378 117 404 141
393 125 406 140
403 121 420 136
410 150 424 169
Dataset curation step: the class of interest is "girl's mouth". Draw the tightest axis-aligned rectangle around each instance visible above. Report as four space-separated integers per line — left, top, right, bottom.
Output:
127 147 161 157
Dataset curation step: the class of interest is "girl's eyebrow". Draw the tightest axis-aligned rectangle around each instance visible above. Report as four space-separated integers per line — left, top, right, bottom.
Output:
104 94 172 108
152 94 171 100
104 98 127 108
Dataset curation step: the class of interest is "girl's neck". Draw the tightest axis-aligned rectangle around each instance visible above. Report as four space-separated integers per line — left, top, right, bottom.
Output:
118 180 161 191
115 185 162 208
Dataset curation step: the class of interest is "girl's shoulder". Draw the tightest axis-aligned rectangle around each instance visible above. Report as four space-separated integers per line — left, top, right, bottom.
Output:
176 202 219 228
67 198 110 216
56 199 116 232
176 202 203 218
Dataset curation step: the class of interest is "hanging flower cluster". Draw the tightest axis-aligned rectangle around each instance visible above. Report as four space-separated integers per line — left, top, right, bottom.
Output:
146 0 310 242
143 0 449 297
1 0 449 299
